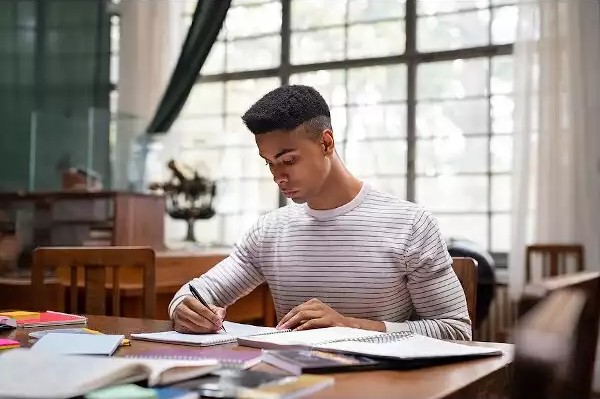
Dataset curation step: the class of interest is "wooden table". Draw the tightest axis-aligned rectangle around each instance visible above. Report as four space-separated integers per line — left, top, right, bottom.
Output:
2 316 514 399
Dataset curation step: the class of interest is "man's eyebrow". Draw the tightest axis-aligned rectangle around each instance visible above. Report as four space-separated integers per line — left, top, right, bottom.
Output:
259 149 296 160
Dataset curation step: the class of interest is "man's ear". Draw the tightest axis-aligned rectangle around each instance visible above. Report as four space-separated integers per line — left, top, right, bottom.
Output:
321 129 335 156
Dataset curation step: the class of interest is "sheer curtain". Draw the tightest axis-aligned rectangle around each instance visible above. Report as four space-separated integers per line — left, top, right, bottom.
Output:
509 0 600 297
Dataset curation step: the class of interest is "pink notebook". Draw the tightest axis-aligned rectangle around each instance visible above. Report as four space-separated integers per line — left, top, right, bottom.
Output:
126 347 262 369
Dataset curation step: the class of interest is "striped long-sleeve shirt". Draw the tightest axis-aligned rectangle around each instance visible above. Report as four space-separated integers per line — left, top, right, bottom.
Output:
169 184 472 340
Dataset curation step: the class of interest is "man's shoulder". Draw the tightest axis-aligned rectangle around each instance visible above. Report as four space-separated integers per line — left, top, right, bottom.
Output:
364 185 429 218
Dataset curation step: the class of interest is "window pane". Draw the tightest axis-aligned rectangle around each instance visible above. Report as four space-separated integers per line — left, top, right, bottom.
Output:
201 41 225 75
416 175 488 212
330 106 348 140
111 22 119 53
347 21 405 58
181 82 224 117
491 135 512 172
348 64 407 104
417 10 490 52
218 179 277 213
416 99 489 137
491 95 514 133
290 69 347 106
291 0 346 30
491 55 513 94
225 77 280 114
418 58 488 100
491 175 511 211
224 115 258 143
436 214 488 249
226 36 280 72
225 2 281 39
366 176 406 199
491 213 510 252
417 0 488 15
171 117 224 148
348 0 405 23
220 147 271 179
416 136 488 175
291 28 345 64
347 104 406 139
345 139 407 176
179 147 223 177
492 6 517 44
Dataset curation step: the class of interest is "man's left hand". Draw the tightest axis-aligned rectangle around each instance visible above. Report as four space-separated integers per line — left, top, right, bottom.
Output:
276 298 355 331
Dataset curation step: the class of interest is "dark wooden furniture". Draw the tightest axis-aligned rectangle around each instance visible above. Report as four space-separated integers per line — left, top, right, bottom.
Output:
452 257 478 327
2 315 513 399
512 288 590 399
32 246 156 318
516 271 600 399
526 244 584 283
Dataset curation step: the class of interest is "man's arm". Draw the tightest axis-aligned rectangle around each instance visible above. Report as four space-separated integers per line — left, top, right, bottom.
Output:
168 217 267 320
400 209 472 340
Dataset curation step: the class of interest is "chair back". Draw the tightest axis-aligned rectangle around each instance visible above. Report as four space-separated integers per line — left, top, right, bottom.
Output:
32 246 156 318
451 257 478 327
516 271 600 399
526 244 584 283
512 289 588 399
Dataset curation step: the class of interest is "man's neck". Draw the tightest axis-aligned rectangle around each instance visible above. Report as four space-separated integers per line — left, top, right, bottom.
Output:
307 158 363 210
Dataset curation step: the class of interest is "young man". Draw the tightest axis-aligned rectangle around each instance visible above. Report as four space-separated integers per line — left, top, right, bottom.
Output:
170 85 471 340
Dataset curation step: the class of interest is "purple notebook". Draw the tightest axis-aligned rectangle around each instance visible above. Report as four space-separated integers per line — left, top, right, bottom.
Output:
126 347 262 369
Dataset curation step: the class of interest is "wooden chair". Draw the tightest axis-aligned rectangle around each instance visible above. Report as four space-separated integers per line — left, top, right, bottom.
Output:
526 244 584 283
451 257 478 327
515 271 600 399
32 247 156 318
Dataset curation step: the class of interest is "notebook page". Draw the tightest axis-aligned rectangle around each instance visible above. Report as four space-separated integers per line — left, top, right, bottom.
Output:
237 327 385 350
317 334 503 360
130 321 280 346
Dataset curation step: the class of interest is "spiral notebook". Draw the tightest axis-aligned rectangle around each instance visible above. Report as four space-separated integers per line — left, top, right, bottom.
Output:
239 328 503 362
130 321 293 347
125 348 263 369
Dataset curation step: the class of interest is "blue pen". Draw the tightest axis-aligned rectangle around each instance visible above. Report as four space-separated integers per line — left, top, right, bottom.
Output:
188 284 227 333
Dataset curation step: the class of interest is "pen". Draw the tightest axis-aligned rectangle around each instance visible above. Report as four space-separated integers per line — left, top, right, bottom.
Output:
188 284 227 333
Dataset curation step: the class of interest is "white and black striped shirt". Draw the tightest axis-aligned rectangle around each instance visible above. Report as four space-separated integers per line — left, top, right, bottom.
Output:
170 184 471 340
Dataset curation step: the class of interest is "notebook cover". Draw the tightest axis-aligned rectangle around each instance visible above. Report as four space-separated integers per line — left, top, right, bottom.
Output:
263 349 382 375
0 311 87 328
239 374 334 399
31 333 124 356
0 338 20 350
128 348 262 369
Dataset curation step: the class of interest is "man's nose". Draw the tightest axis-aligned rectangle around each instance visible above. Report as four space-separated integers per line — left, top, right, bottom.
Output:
272 168 288 185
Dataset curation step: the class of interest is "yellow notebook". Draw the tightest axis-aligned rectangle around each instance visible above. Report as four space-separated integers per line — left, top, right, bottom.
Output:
0 311 39 320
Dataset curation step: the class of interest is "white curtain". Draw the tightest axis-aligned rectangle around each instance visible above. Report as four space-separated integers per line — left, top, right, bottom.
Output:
509 0 600 296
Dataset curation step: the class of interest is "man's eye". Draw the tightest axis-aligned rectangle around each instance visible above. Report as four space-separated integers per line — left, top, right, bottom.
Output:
282 158 295 165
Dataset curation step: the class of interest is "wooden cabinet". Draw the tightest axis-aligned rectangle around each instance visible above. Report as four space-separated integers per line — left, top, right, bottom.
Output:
0 191 165 276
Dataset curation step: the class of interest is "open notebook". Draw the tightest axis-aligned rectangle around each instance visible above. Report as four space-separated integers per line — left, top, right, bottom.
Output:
0 348 219 399
238 328 503 361
130 321 292 347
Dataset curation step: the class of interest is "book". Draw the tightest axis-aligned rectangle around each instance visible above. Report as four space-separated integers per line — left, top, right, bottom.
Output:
0 338 20 350
28 327 131 346
0 316 16 330
0 310 87 328
238 328 503 362
0 348 219 399
85 384 198 399
262 349 381 375
131 321 290 347
31 333 124 356
126 347 263 369
238 375 334 399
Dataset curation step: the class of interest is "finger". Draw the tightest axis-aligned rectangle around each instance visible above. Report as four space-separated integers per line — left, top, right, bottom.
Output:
277 301 321 328
295 318 329 331
183 296 223 327
280 310 322 330
179 303 221 331
209 305 227 321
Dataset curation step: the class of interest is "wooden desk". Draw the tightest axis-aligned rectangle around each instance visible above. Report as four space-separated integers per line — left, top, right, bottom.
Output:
3 316 514 399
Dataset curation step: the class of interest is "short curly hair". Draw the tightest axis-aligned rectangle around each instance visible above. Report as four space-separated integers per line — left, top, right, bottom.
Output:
242 85 331 136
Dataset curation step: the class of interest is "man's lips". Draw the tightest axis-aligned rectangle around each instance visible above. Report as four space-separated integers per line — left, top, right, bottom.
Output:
281 189 299 196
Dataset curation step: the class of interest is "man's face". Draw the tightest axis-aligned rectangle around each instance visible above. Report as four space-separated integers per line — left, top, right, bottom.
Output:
255 126 332 204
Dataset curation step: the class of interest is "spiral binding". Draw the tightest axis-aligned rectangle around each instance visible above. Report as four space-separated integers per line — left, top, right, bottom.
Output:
316 331 414 346
125 355 247 369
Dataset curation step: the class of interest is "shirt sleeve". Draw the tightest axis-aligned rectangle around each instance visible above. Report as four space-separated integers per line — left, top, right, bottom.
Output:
168 216 268 319
402 208 472 340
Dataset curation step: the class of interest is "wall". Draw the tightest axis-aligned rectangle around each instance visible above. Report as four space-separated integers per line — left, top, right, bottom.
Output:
0 0 110 192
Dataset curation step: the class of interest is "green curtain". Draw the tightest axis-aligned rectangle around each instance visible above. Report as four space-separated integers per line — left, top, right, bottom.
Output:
146 0 231 134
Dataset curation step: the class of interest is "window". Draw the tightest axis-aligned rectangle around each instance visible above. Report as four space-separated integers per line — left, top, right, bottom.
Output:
160 0 515 256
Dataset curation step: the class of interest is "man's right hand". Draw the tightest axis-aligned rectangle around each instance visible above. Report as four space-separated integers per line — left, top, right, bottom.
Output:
173 296 226 334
